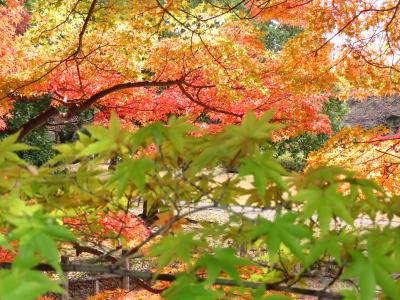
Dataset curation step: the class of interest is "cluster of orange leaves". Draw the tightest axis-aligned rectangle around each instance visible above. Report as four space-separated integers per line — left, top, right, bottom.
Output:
307 126 400 194
88 289 161 300
0 0 29 129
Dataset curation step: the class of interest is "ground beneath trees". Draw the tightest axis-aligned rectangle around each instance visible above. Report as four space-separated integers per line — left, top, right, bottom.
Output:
54 201 400 299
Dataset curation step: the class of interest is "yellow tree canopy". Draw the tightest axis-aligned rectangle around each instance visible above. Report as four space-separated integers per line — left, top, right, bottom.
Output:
308 126 400 193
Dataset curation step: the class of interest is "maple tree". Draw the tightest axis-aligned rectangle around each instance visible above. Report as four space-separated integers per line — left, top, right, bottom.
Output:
2 0 398 137
0 0 337 139
1 1 399 138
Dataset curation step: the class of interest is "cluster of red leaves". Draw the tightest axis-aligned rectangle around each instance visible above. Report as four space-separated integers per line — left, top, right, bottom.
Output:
0 240 17 263
64 211 151 247
0 247 15 263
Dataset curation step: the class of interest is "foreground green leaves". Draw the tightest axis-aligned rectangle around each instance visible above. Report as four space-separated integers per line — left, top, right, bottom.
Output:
0 111 399 300
248 213 310 262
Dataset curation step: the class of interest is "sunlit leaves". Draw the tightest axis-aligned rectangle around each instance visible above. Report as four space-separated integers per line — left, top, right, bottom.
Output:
307 127 400 195
248 213 310 262
165 117 197 153
190 111 279 172
108 157 153 196
80 113 129 157
293 185 353 235
131 122 165 151
239 151 288 198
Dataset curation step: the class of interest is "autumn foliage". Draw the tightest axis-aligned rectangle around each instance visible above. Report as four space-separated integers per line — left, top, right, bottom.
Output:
2 1 400 137
64 211 150 248
308 126 400 194
2 0 400 300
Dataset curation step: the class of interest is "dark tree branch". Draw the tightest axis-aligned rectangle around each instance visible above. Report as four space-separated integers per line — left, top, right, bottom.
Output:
16 80 182 140
17 106 59 140
177 83 243 118
15 78 250 140
73 243 118 263
73 0 98 57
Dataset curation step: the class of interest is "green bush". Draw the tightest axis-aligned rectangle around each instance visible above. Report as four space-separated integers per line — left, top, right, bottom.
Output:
0 97 56 166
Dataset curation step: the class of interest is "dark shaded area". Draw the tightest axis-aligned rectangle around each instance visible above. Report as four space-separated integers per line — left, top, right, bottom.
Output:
0 97 94 165
258 21 302 52
343 96 400 133
0 97 57 166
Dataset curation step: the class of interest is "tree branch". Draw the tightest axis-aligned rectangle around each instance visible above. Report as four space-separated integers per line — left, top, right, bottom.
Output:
16 80 182 140
177 83 243 118
72 0 98 57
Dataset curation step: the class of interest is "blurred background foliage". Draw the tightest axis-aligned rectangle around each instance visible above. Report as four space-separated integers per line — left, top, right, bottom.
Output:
273 98 348 172
0 97 56 166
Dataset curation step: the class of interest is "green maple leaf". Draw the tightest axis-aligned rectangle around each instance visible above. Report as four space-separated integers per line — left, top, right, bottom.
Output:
342 242 400 300
216 110 281 155
189 111 282 173
348 178 385 219
9 210 74 274
248 213 310 262
239 151 288 198
108 157 153 196
293 184 353 235
306 233 354 267
80 112 128 156
0 133 35 165
165 117 197 152
302 166 354 186
195 248 252 284
150 233 200 270
0 269 63 300
131 122 165 151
